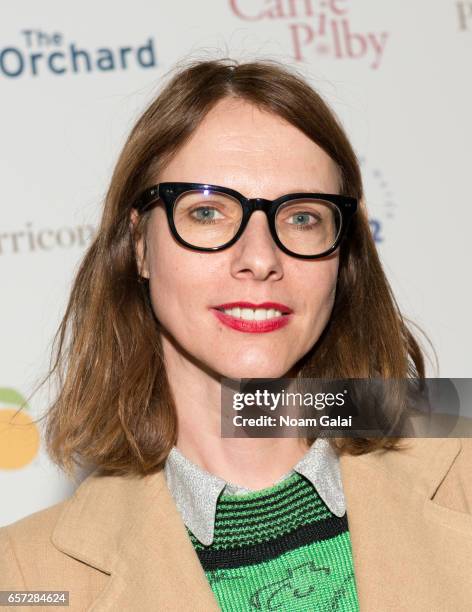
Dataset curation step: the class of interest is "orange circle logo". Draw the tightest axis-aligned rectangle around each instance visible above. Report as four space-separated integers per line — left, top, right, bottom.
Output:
0 388 40 470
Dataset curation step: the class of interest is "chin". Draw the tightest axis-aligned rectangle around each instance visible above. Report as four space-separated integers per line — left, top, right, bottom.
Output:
217 360 293 381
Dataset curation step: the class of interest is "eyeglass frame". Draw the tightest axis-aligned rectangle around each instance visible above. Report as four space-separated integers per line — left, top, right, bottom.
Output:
133 181 358 260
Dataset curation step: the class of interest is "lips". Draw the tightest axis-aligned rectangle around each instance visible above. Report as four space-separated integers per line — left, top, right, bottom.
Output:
209 301 293 333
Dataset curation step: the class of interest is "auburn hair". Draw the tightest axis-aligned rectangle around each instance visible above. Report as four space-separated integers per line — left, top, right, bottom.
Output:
30 58 430 481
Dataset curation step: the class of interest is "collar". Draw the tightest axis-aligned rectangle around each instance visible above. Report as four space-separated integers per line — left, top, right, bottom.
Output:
164 437 346 546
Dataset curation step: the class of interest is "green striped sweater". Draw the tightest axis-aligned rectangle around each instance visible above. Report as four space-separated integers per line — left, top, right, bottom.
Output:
187 471 360 611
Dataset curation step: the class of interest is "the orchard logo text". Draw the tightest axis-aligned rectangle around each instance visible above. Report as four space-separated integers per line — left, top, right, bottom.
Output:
0 29 157 78
229 0 389 69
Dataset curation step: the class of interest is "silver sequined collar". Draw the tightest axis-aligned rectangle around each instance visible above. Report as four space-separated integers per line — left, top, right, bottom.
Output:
164 437 346 546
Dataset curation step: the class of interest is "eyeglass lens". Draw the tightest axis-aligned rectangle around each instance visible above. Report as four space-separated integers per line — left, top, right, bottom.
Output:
172 188 342 255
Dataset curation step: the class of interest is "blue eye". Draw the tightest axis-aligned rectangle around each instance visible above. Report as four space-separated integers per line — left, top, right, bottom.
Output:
190 206 224 224
287 212 320 229
293 213 311 224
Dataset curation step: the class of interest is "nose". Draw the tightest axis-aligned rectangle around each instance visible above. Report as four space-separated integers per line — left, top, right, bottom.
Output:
230 210 283 282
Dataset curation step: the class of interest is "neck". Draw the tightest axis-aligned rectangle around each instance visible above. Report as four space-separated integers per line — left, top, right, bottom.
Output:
161 333 309 490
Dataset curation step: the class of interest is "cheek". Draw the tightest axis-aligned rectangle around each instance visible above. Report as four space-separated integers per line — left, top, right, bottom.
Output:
299 260 338 335
297 263 339 354
144 222 186 319
148 255 194 317
292 258 339 316
146 225 216 321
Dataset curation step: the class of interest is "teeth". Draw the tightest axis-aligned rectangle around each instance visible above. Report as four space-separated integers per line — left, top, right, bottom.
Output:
222 307 285 320
254 309 266 321
241 308 254 320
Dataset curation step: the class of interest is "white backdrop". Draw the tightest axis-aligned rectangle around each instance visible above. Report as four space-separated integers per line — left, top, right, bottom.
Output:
1 0 471 525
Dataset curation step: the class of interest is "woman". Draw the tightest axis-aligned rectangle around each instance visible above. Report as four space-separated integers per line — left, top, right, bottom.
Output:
1 58 471 612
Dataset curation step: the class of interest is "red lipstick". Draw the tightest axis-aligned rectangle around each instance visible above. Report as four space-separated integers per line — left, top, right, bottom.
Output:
210 302 293 333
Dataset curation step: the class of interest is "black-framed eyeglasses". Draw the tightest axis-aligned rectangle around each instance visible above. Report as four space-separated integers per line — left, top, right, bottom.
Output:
133 182 358 260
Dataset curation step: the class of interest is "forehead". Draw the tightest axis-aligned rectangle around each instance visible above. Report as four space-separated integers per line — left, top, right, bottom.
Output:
159 97 341 197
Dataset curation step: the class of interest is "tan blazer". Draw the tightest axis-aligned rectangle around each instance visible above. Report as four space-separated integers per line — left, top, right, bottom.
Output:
1 437 472 611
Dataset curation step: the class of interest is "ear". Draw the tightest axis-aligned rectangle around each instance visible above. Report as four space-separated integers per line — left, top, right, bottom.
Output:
129 208 150 279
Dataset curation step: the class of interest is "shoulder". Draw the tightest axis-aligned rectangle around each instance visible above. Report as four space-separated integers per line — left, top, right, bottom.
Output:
384 437 472 511
0 501 68 590
0 478 112 598
345 437 472 506
1 500 65 544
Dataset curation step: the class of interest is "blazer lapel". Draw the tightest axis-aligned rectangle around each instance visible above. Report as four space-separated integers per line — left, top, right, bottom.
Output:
51 437 470 611
51 469 220 611
339 437 472 611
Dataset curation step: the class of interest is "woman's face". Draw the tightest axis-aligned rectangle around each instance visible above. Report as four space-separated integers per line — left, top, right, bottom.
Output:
134 97 341 379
